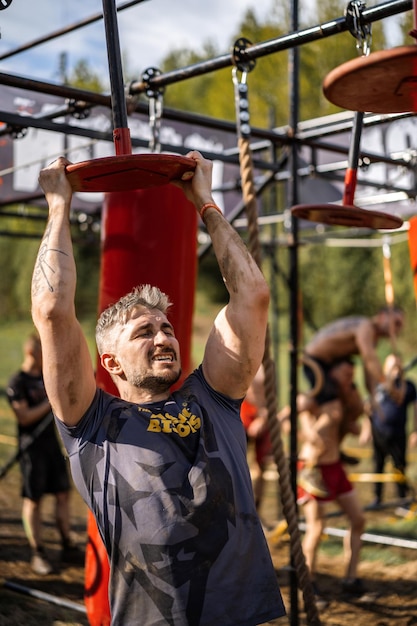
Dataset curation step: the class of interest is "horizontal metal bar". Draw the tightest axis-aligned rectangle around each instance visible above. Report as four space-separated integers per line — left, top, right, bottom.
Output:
0 0 149 62
129 0 413 93
0 71 111 106
4 580 87 613
299 521 417 550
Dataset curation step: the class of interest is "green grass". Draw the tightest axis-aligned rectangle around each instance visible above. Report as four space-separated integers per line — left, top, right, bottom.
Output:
319 534 411 567
366 518 417 540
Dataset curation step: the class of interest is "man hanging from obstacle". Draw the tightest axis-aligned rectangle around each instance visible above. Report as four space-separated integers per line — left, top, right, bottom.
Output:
303 307 405 401
31 151 286 625
299 307 405 496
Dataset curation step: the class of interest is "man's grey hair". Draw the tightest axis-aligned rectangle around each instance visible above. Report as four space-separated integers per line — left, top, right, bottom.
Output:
95 285 172 355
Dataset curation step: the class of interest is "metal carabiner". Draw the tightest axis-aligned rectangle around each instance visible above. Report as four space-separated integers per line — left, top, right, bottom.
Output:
345 0 372 56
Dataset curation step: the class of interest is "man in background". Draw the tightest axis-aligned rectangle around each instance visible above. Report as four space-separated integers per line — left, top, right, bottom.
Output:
7 333 81 575
362 353 417 509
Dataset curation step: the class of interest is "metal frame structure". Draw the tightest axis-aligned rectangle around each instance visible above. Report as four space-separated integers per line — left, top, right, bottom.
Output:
0 0 414 220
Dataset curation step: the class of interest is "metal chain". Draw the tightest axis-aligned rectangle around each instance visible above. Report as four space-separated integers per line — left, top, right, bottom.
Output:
141 67 164 153
232 67 251 139
345 0 372 56
232 38 255 140
148 95 163 153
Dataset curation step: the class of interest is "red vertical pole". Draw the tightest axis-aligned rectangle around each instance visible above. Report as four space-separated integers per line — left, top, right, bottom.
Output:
84 185 197 624
408 216 417 305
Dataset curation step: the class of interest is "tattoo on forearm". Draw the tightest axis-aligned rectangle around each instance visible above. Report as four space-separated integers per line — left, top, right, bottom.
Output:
32 221 68 294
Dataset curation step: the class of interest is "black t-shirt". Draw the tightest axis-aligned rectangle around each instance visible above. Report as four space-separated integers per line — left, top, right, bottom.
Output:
7 370 55 442
372 379 417 437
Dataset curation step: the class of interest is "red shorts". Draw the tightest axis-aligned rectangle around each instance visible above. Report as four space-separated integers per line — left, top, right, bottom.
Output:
297 459 353 503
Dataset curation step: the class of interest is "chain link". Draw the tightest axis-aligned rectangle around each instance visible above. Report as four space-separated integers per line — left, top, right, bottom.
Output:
232 38 255 140
141 67 164 153
345 0 372 56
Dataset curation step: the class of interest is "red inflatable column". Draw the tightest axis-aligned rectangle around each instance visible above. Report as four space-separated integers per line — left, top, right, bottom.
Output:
408 215 417 304
84 184 197 625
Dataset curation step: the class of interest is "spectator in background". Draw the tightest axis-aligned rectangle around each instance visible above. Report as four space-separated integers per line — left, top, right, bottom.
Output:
362 353 417 509
7 333 82 575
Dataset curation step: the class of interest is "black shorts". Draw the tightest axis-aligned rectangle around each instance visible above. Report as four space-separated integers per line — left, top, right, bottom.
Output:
302 355 349 405
19 439 70 501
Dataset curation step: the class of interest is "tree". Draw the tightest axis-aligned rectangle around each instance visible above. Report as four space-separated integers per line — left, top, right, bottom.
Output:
68 59 105 93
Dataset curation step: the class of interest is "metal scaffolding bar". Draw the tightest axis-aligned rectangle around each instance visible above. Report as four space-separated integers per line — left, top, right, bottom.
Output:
0 0 149 62
128 0 413 94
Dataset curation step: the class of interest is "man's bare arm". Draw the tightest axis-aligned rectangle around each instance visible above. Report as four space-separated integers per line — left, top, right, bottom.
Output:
174 151 269 399
31 158 97 426
201 211 269 398
355 320 384 393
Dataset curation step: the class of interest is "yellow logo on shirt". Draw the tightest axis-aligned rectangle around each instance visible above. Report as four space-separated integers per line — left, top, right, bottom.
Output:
146 406 201 437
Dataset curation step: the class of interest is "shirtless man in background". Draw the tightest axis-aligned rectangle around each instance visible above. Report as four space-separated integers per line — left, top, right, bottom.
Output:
300 308 404 478
297 358 366 601
304 307 404 401
297 307 404 600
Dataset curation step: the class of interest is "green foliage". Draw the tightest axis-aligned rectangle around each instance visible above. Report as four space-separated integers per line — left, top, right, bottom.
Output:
161 45 236 122
68 59 105 92
197 252 228 305
159 9 292 126
73 232 101 319
286 236 417 349
0 217 41 320
2 1 415 366
299 244 385 330
366 517 417 540
159 1 390 125
0 212 100 322
299 0 387 119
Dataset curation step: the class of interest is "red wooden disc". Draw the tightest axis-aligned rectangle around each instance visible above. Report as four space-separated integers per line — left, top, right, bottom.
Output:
323 45 417 113
291 204 403 230
66 154 196 192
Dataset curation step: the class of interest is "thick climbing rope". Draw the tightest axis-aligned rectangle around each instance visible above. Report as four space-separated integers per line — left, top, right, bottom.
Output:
238 136 321 626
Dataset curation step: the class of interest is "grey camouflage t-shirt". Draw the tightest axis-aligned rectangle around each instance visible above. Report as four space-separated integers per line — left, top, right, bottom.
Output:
56 366 285 625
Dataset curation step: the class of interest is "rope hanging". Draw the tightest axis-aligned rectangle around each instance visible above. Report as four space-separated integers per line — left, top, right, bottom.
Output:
232 41 321 626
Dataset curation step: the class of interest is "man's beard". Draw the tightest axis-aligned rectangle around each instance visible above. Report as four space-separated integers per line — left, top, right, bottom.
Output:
130 369 182 393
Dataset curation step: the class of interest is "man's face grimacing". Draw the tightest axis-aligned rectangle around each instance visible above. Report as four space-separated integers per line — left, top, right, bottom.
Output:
111 306 182 394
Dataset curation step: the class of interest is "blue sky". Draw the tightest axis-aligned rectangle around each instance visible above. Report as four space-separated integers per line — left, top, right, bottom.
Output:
0 0 273 85
0 0 404 87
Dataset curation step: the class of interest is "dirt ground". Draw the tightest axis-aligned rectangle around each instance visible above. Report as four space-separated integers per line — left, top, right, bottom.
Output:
1 459 417 626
